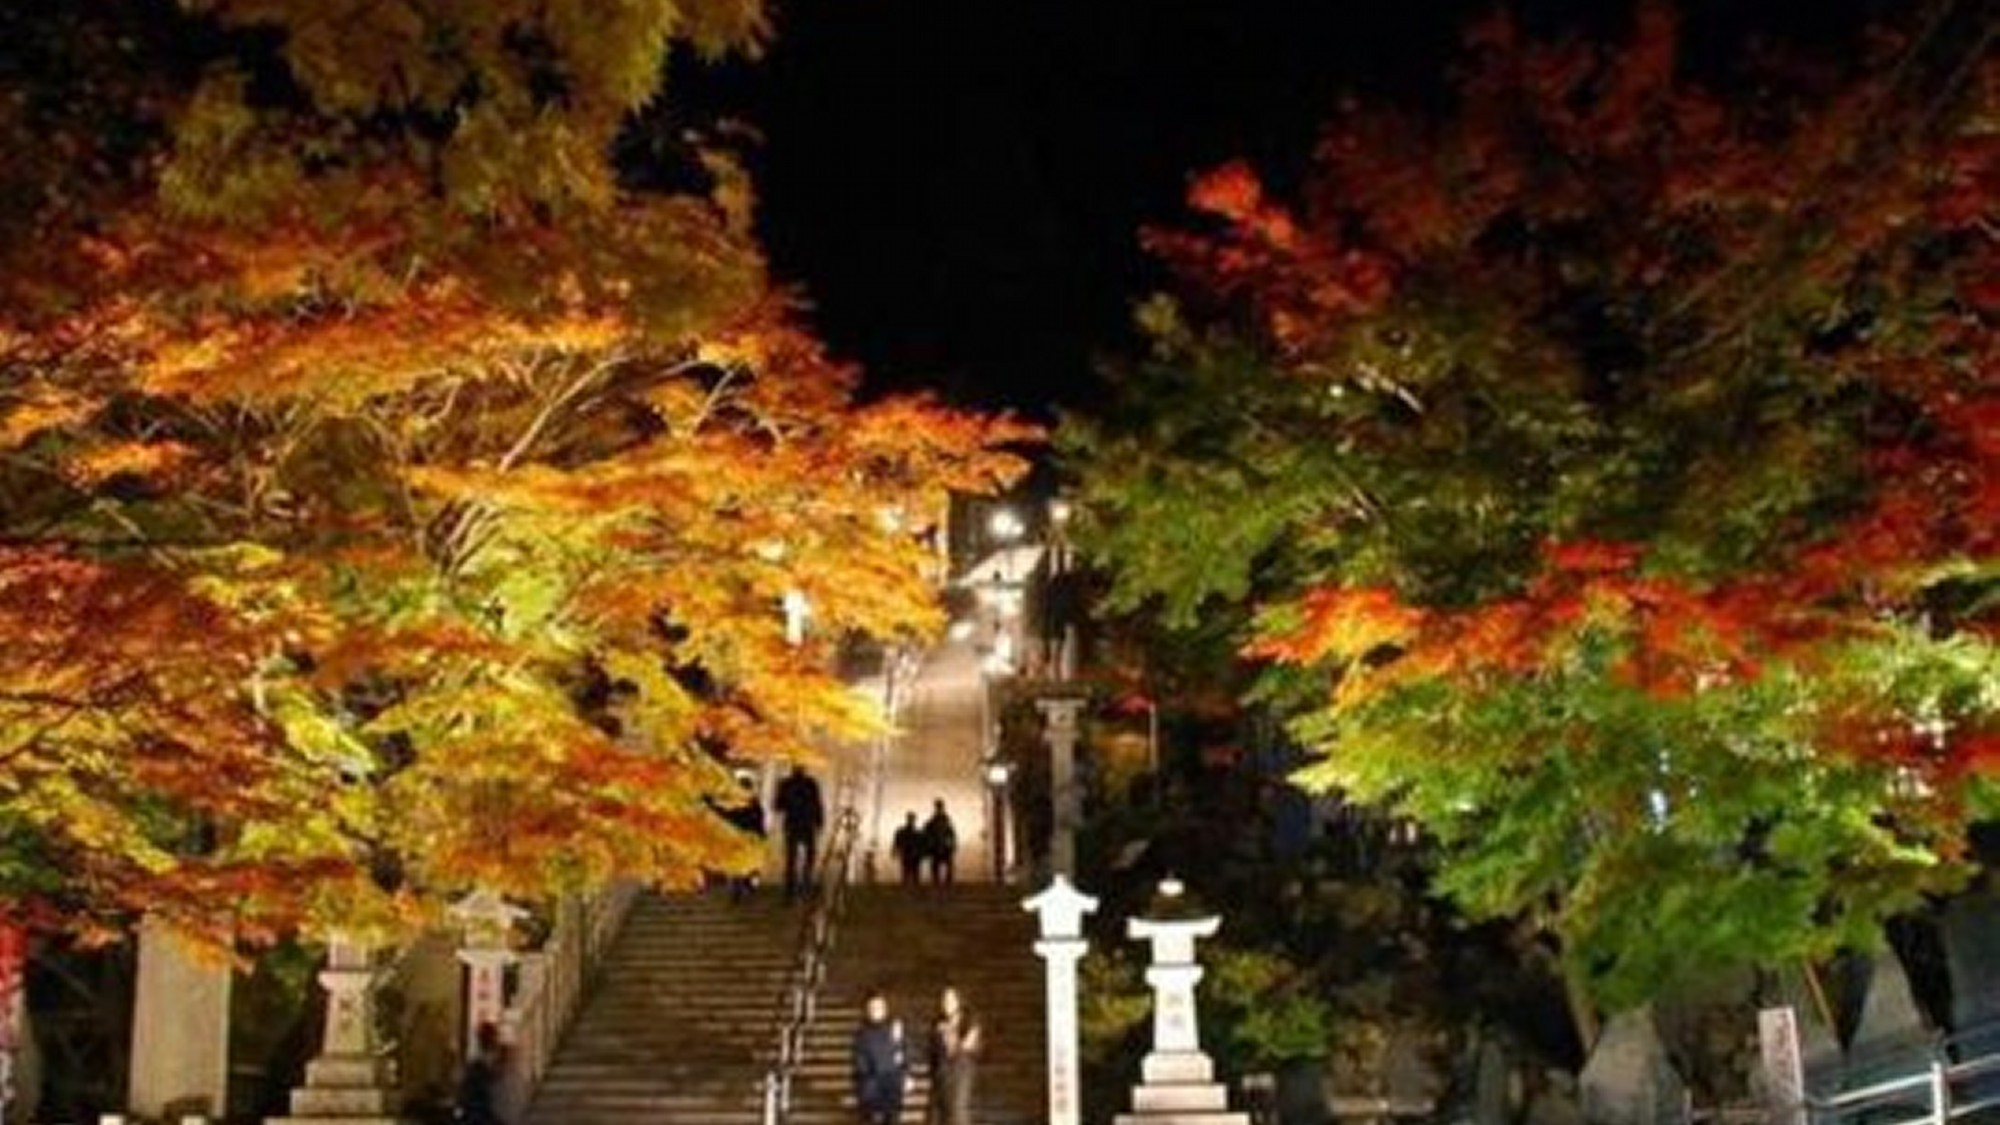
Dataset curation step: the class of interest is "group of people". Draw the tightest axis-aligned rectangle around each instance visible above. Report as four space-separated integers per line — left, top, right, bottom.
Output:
723 764 966 897
891 800 960 886
852 986 983 1125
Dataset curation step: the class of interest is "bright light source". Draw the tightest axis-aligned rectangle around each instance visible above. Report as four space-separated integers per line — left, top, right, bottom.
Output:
782 588 810 646
1048 498 1073 526
947 619 976 641
984 759 1013 786
988 506 1026 543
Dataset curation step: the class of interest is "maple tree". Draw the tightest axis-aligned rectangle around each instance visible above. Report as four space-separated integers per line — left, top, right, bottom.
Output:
1065 4 1998 1015
0 0 1035 960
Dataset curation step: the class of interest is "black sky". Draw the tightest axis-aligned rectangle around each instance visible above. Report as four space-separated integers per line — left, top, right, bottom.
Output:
678 0 1901 419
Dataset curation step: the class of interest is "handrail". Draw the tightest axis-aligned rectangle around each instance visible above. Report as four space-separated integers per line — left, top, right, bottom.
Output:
762 787 864 1125
497 880 640 1122
1805 1019 2000 1125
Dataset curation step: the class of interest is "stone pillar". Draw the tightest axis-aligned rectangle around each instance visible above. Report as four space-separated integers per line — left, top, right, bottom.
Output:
265 934 406 1125
129 918 231 1120
449 890 526 1052
1116 879 1247 1125
1757 1007 1808 1125
1037 698 1085 877
1025 876 1099 1125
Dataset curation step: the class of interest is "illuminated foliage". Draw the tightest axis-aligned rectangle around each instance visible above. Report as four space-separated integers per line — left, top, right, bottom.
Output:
0 1 1034 947
1067 6 1997 1008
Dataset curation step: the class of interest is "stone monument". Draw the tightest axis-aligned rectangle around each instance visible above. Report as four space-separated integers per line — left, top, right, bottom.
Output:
1025 875 1099 1125
266 935 408 1125
1115 879 1249 1125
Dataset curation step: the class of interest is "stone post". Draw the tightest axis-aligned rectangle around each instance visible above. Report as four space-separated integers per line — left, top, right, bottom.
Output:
1757 1007 1808 1125
128 918 231 1120
265 934 407 1125
1024 876 1099 1125
1116 878 1247 1124
449 889 527 1052
1037 697 1086 877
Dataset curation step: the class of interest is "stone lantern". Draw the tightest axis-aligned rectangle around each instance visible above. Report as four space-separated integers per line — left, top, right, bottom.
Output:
265 933 407 1124
449 888 528 1051
1115 878 1247 1125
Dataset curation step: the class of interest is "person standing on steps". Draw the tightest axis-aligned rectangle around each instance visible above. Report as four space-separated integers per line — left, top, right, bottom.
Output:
892 811 926 887
775 764 824 902
852 991 909 1125
922 798 957 887
925 986 982 1125
455 1021 507 1125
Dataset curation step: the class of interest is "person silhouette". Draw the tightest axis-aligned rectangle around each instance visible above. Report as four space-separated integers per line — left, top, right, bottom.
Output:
893 811 925 887
775 764 825 902
921 799 956 886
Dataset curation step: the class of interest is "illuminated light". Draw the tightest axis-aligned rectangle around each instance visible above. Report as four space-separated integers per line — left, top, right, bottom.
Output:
1048 498 1074 527
988 506 1026 542
782 588 810 646
947 619 976 641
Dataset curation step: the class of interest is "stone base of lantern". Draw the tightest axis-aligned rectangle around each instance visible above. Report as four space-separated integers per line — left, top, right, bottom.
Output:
265 1055 407 1125
1113 1051 1249 1125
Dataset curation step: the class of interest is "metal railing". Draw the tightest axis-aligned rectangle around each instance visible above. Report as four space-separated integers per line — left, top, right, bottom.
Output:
761 796 864 1125
1808 1022 2000 1125
497 880 640 1122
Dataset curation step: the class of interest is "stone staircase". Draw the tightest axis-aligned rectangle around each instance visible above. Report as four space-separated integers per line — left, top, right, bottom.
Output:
523 891 796 1125
789 885 1046 1125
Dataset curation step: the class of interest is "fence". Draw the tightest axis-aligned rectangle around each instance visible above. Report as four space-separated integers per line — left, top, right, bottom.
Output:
494 880 640 1123
1806 1021 2000 1125
761 795 865 1125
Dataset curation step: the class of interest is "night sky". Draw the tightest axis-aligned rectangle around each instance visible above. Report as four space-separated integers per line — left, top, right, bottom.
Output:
679 0 1898 419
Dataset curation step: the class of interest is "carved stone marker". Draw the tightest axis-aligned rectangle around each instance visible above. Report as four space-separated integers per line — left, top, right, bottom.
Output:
1757 1007 1808 1125
1114 879 1248 1125
1025 875 1099 1125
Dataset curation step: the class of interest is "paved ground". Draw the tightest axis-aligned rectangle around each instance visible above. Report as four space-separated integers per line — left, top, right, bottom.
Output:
761 633 1005 887
865 637 1000 884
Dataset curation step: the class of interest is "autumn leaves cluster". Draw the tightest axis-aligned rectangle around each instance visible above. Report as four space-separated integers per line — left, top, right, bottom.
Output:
0 1 1029 948
1066 5 1997 1007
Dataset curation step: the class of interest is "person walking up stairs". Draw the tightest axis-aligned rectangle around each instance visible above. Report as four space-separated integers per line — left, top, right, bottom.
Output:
524 891 796 1125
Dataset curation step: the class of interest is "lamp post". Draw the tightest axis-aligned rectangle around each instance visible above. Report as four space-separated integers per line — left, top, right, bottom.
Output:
985 757 1015 882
